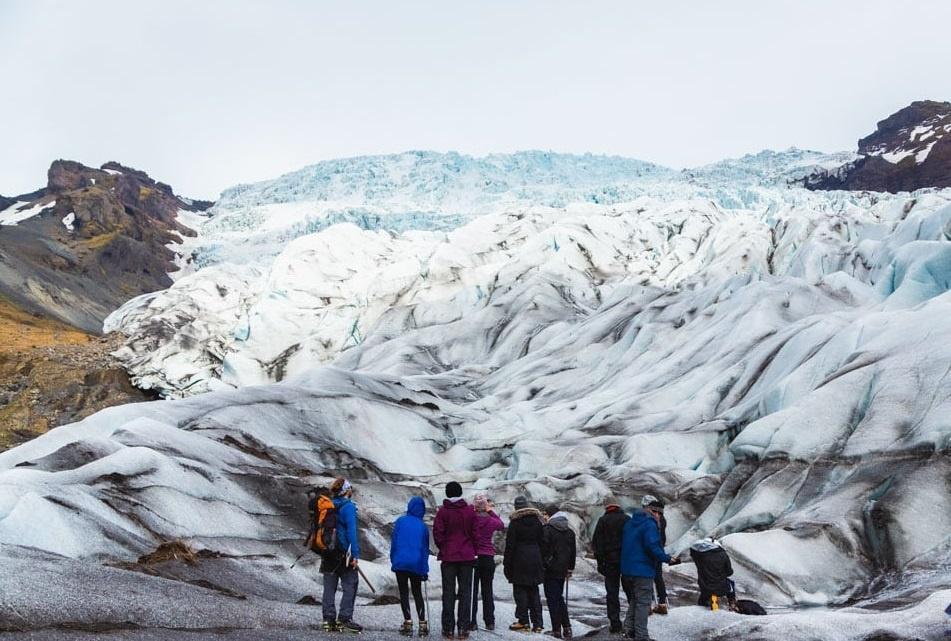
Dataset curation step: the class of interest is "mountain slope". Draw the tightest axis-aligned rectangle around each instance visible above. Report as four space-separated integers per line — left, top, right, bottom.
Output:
805 100 951 192
0 160 211 333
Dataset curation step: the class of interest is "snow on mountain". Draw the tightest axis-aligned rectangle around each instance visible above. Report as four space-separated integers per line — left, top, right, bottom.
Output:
1 150 949 637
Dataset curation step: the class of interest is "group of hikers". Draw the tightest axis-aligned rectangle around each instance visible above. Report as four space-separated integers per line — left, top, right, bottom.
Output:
310 478 750 641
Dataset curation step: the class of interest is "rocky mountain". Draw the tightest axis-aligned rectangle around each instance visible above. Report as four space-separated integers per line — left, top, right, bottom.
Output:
805 100 951 192
0 161 209 450
0 160 211 333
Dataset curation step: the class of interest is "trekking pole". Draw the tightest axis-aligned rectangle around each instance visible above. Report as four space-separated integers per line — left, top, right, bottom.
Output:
289 551 308 569
564 575 570 625
356 564 377 594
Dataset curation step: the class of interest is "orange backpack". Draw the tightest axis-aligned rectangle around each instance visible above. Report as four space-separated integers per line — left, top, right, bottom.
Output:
306 491 339 556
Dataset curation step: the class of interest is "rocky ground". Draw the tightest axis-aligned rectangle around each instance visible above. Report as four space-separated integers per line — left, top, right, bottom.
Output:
0 298 153 448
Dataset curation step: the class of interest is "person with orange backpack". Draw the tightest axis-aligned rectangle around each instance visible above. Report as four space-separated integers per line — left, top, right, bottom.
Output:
317 478 363 633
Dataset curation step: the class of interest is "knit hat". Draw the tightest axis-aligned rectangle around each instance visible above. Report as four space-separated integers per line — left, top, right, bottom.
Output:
641 494 658 507
647 499 666 511
446 481 463 498
544 504 561 517
513 495 529 510
473 493 489 512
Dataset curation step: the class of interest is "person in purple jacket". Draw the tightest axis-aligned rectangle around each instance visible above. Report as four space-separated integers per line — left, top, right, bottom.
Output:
433 481 477 640
468 493 505 631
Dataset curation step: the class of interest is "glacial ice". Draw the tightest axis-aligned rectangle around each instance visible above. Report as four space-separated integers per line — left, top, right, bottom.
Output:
2 150 950 638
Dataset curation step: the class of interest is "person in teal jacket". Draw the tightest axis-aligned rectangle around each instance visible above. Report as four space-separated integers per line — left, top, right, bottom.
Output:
321 477 363 633
620 508 679 641
391 496 431 636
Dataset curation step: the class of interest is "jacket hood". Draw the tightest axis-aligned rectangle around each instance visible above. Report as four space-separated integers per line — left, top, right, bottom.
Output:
604 504 622 512
690 537 722 553
547 513 572 531
407 496 426 518
629 508 654 523
510 507 543 522
442 498 469 509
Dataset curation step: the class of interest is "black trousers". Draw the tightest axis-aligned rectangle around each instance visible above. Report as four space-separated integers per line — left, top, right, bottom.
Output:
441 561 473 635
513 584 543 629
653 561 667 603
603 568 631 628
543 577 568 631
470 555 496 626
396 571 425 621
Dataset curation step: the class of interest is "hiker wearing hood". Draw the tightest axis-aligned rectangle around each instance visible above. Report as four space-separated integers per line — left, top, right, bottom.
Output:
541 505 577 639
591 497 629 633
504 495 546 632
689 538 735 609
641 496 669 615
620 508 678 641
321 477 364 633
391 496 431 636
469 494 505 631
433 482 477 639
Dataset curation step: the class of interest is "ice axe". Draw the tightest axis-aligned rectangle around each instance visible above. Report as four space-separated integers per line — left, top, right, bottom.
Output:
289 551 308 569
346 545 376 594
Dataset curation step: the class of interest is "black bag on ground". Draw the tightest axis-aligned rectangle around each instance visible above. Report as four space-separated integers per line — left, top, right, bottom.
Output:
735 599 767 615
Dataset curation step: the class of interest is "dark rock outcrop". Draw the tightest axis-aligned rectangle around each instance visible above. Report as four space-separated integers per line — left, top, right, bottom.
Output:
0 160 211 333
805 100 951 192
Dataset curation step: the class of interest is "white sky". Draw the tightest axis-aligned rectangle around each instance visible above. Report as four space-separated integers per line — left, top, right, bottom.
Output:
2 0 950 199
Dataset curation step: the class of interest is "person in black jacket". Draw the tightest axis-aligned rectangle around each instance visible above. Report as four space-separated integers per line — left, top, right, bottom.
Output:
504 496 545 632
591 496 629 634
541 505 577 639
642 497 669 615
689 537 736 610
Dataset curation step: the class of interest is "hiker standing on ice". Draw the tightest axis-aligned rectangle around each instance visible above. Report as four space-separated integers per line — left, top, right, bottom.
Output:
433 481 477 640
541 505 577 639
620 505 679 641
591 496 629 634
640 496 670 615
469 494 504 632
391 496 432 637
689 537 736 611
504 495 546 633
322 477 364 633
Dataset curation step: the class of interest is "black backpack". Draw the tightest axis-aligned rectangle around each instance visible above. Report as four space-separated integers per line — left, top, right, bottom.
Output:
735 599 767 616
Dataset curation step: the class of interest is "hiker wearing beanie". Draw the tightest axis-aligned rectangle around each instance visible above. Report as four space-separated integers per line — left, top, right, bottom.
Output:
620 504 680 641
321 477 364 633
541 505 577 639
591 497 629 634
391 496 431 636
689 537 736 611
433 481 477 640
469 494 504 632
504 495 546 633
641 496 669 615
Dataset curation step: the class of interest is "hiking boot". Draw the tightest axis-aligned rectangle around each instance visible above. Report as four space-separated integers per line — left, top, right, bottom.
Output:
419 621 430 637
510 623 531 632
322 620 340 632
468 623 479 632
485 623 495 631
400 620 414 636
562 624 573 639
652 603 668 615
338 620 363 634
544 630 563 639
532 628 545 634
609 623 623 635
457 634 470 641
442 633 454 640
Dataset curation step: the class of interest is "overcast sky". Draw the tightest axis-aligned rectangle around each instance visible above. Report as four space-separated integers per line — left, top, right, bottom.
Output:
2 1 950 199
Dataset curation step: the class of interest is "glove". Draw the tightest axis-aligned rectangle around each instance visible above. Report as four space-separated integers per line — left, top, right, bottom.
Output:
668 556 681 566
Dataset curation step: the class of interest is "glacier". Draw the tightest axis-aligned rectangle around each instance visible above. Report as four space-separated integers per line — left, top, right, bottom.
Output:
1 149 950 639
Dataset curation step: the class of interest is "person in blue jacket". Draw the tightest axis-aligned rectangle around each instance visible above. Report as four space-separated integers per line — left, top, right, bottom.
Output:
391 496 432 636
322 477 363 633
620 507 680 641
